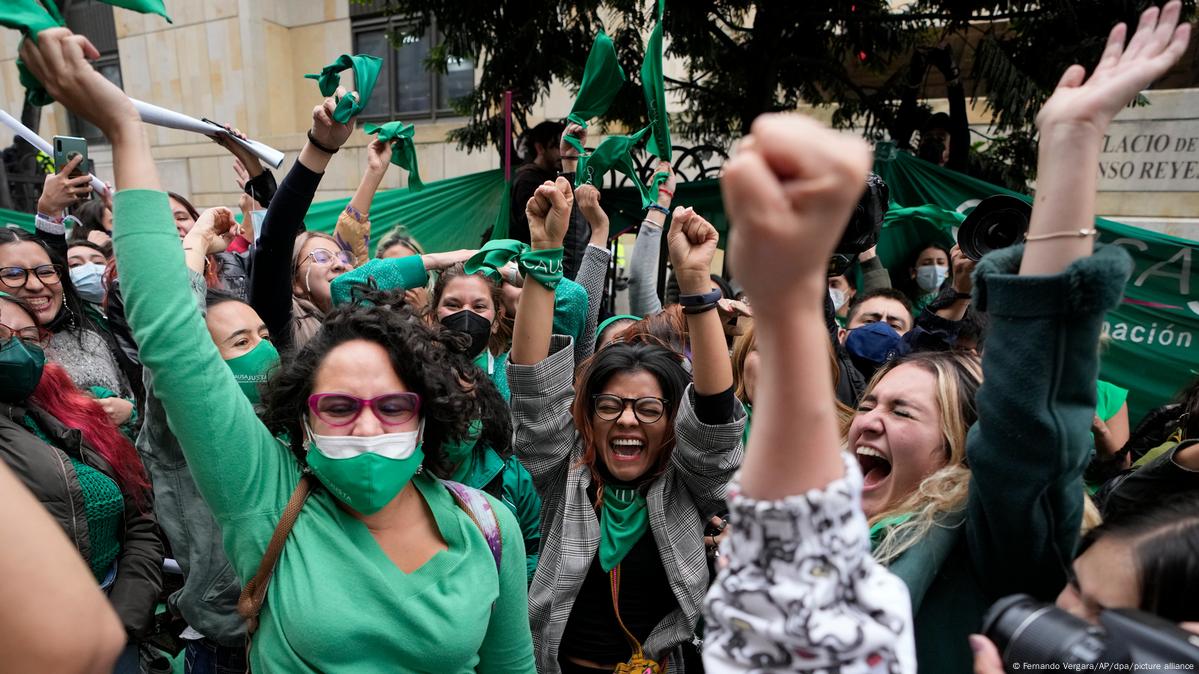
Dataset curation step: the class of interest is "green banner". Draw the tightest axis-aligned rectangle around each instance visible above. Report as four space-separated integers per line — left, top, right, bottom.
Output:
873 143 1199 424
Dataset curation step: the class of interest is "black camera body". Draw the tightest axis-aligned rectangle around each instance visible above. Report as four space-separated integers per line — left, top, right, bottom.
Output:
983 594 1199 669
829 173 889 277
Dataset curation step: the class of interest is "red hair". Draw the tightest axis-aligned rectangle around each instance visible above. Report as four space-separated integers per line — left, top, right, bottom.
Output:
31 364 151 511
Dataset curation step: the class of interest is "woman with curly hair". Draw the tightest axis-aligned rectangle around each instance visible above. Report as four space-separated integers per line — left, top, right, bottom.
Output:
24 29 537 670
508 179 744 673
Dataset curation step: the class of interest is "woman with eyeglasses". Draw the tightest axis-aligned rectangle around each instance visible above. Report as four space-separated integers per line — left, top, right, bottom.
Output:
508 178 745 673
0 229 133 418
24 27 536 671
0 291 163 673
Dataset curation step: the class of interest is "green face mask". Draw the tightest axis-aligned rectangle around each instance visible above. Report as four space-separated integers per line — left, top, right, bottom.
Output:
443 418 483 468
224 339 281 405
0 337 46 403
305 421 425 515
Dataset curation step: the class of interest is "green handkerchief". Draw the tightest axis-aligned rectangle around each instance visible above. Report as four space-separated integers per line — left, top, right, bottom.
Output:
565 29 626 153
364 121 423 190
304 54 383 124
640 15 671 162
598 485 649 572
576 125 658 207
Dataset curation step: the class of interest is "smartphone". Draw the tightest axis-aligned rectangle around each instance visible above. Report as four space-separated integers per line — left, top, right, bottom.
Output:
53 135 88 177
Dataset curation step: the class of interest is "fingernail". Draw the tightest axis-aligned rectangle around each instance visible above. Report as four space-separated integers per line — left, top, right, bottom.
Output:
968 635 986 654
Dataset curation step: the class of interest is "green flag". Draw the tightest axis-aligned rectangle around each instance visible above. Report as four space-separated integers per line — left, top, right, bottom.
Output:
305 54 383 124
565 30 626 154
4 0 170 106
363 121 423 191
576 126 655 207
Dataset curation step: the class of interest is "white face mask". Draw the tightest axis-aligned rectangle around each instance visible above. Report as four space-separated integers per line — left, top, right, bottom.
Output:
305 419 424 460
915 264 949 293
70 262 107 304
829 287 848 311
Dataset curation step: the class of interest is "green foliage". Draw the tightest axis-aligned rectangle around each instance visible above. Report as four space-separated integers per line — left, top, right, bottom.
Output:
358 0 1195 185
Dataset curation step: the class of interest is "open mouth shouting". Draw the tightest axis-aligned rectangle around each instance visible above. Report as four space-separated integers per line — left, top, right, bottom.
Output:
609 437 645 462
855 446 893 491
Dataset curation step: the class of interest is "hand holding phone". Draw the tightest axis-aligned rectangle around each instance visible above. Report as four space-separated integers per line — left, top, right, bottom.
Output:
53 135 88 178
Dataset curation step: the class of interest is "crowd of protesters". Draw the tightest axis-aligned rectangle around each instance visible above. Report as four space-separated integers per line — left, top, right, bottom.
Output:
2 4 1198 674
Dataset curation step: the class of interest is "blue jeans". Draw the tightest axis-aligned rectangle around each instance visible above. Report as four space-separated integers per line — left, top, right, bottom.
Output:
184 638 248 674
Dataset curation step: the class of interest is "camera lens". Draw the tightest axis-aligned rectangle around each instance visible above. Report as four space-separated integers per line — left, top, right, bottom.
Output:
958 195 1032 261
983 594 1107 667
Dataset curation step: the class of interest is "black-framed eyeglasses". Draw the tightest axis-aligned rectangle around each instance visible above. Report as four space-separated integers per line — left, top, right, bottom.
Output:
591 394 668 424
0 322 45 345
0 264 61 289
305 248 354 267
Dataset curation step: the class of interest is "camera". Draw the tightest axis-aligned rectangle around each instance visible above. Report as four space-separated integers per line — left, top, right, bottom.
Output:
829 173 888 277
982 594 1199 669
957 194 1032 261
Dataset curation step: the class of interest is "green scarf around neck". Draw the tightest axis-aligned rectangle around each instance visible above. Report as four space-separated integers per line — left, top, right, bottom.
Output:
598 484 649 571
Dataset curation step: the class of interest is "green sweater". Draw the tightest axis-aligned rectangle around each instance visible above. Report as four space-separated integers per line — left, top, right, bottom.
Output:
884 244 1133 673
115 190 535 673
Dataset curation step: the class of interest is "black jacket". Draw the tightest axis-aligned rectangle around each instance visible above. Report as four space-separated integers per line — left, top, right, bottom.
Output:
0 401 164 637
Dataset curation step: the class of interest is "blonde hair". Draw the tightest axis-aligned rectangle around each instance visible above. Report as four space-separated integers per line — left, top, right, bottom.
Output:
866 350 984 565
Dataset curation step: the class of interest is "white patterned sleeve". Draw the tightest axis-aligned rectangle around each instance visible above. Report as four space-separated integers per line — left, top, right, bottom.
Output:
702 453 916 674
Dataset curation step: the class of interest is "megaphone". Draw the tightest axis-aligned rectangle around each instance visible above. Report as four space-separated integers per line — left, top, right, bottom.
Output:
958 195 1032 261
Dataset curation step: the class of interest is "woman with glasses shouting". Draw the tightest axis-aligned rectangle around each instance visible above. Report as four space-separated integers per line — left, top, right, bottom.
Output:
0 291 163 671
0 229 134 421
508 178 745 674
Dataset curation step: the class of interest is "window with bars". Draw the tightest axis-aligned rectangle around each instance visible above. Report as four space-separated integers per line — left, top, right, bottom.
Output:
350 5 475 122
64 0 123 144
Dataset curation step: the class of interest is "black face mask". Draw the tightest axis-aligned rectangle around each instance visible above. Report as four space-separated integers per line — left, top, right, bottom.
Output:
441 309 492 359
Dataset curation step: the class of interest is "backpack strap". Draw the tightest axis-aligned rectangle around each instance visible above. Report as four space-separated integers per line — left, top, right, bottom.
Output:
238 473 315 636
443 479 502 573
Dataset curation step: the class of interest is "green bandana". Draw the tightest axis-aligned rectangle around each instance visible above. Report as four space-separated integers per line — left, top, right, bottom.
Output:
304 54 383 124
598 485 650 572
640 0 671 163
576 125 660 208
565 30 627 154
868 512 915 549
464 239 564 290
363 121 423 190
6 0 170 106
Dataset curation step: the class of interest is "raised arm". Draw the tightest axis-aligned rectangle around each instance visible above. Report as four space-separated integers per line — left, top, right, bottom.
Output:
704 113 915 673
248 91 357 351
336 139 392 266
627 161 675 316
510 178 573 366
965 2 1189 600
0 462 125 674
573 183 612 362
34 154 91 259
20 28 289 526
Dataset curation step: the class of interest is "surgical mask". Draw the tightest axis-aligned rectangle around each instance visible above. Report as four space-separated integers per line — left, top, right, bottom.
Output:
70 263 107 304
443 418 483 468
845 322 902 379
0 337 46 403
305 420 425 515
224 339 280 405
915 264 949 293
441 309 492 359
829 287 848 311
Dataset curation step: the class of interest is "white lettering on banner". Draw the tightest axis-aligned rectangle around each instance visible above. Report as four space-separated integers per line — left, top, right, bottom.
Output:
1104 321 1193 349
1109 238 1199 316
1098 118 1199 192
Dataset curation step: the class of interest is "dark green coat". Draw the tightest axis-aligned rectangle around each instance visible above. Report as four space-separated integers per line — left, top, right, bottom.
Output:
886 244 1133 673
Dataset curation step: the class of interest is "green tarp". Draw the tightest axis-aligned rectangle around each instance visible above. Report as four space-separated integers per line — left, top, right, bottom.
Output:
873 145 1199 424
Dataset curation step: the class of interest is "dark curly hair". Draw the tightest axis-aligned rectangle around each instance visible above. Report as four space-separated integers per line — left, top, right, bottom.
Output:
259 288 511 477
571 341 691 500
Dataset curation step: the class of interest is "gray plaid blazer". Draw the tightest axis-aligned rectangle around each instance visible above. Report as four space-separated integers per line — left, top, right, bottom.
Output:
508 336 745 673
